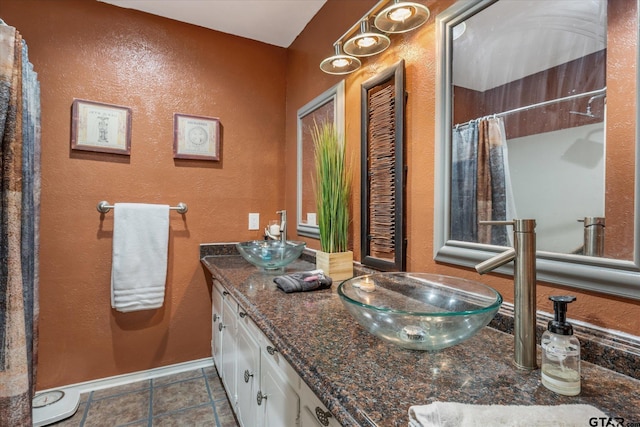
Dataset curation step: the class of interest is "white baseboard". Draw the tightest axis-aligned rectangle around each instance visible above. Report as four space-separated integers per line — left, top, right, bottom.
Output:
38 357 214 396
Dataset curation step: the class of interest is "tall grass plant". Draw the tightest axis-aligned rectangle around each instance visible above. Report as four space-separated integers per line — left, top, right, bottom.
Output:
311 120 351 253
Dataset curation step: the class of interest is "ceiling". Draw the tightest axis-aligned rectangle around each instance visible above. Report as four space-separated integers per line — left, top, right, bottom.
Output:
453 0 606 92
97 0 327 48
97 0 606 91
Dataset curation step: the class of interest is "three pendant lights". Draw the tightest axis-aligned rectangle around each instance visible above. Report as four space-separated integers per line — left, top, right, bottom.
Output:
320 0 430 75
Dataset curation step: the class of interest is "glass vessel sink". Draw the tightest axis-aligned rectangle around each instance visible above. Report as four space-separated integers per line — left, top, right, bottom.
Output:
236 240 306 271
338 273 502 350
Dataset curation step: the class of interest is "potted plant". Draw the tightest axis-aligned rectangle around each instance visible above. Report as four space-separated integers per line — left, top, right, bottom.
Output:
311 119 353 281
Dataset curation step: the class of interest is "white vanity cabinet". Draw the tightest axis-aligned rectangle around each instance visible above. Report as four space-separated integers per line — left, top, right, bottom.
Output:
299 381 340 427
258 336 300 427
236 310 260 427
221 292 238 403
211 280 224 370
211 282 340 427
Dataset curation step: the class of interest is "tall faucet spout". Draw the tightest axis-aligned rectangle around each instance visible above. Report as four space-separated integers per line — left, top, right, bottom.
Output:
475 248 516 274
276 210 287 243
475 219 537 371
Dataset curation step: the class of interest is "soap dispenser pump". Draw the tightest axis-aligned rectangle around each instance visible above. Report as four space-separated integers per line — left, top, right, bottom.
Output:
541 296 580 396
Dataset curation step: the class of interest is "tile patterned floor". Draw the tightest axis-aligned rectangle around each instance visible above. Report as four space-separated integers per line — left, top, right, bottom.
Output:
51 366 240 427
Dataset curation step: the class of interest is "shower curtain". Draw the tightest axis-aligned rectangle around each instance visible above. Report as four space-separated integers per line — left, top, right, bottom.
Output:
451 117 515 246
0 21 41 425
451 121 479 242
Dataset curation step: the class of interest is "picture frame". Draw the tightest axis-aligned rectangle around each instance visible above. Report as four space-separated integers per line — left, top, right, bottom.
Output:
71 99 132 155
173 113 220 161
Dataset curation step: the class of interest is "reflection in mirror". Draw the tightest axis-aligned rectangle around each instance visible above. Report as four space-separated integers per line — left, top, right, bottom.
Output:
297 81 345 238
435 0 640 299
451 0 611 256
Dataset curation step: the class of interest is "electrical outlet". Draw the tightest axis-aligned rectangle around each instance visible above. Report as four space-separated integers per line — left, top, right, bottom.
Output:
248 213 260 230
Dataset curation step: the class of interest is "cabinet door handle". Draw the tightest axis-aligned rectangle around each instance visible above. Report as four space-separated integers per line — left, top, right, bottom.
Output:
218 323 224 332
266 345 278 356
315 407 333 426
239 312 247 318
257 390 268 406
244 369 254 383
222 291 229 297
213 314 218 322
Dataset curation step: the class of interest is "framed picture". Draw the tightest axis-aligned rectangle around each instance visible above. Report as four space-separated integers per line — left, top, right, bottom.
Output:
71 99 132 155
173 113 220 160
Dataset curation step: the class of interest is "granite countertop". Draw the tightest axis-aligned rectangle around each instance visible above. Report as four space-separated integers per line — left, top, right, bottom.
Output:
201 254 640 427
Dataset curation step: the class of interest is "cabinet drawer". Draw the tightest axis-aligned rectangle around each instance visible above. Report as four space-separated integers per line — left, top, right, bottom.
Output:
211 279 224 371
260 336 300 391
212 278 225 295
236 320 260 427
300 381 340 427
237 306 261 338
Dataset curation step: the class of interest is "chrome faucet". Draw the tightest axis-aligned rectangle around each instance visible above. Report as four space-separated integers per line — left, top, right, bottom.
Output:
578 216 605 257
264 210 287 243
475 219 537 370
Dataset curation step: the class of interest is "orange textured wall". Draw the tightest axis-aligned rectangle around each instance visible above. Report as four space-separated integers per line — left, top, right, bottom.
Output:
287 0 640 336
1 0 639 392
605 0 637 259
1 0 287 390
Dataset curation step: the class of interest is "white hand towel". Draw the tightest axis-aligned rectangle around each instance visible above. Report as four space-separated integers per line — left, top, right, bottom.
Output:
408 402 609 427
111 203 170 312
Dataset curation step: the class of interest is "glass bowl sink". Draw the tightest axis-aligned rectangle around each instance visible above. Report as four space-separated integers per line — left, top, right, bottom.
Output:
236 240 306 271
338 273 502 351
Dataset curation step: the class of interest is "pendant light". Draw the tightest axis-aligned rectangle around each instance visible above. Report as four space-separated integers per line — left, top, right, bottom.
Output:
320 42 362 75
374 0 430 34
453 22 466 40
319 0 431 75
343 19 391 57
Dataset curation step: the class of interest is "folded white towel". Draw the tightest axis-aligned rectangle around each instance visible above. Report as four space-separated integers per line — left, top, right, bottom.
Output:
111 203 169 312
408 402 608 427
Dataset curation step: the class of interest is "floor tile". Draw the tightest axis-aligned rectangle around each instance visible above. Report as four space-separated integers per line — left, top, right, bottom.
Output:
91 380 151 400
152 378 210 416
46 366 239 427
83 390 150 427
204 371 228 401
215 398 239 427
202 365 217 378
153 369 203 387
120 421 149 427
152 404 216 426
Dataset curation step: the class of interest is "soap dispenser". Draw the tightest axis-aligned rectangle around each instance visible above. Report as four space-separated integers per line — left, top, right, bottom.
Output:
541 296 580 396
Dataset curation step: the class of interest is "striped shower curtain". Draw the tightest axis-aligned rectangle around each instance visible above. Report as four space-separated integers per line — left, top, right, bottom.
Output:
451 121 479 242
451 117 514 246
0 20 41 425
477 117 511 246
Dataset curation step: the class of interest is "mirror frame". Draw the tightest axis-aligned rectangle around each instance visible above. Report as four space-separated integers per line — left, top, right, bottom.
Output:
297 81 345 238
434 0 640 300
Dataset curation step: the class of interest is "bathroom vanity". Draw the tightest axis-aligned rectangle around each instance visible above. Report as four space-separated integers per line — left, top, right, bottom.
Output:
211 276 338 427
201 248 640 427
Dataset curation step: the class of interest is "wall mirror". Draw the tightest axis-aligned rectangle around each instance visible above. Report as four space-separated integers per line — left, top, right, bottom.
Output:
297 81 345 238
434 0 640 300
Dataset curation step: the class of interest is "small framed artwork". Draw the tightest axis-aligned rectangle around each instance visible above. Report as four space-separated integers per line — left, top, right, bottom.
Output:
71 99 132 155
173 113 220 160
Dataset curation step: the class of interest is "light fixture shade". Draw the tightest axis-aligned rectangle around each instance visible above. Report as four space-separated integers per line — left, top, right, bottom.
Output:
343 20 391 57
374 1 430 34
452 22 466 40
320 43 362 75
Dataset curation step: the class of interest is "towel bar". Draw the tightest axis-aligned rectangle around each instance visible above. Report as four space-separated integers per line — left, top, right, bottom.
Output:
96 201 188 214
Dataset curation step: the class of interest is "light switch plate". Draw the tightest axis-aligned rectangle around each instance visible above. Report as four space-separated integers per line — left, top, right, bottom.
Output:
248 213 260 230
